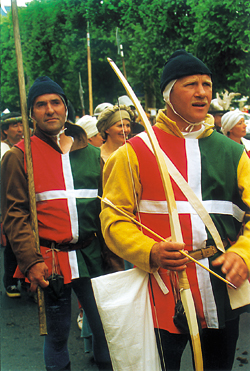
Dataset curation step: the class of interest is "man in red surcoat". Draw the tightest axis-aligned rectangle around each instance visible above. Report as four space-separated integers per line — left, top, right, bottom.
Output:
2 77 112 371
101 50 250 370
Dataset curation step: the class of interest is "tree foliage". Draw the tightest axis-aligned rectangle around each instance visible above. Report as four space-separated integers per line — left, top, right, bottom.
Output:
0 14 20 111
1 0 249 114
188 0 250 94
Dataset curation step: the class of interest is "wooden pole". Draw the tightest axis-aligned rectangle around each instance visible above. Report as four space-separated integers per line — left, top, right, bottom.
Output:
116 28 127 80
119 44 127 80
11 0 47 336
87 22 93 116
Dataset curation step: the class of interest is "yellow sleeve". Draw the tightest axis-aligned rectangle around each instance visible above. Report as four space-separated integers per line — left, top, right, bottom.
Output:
228 151 250 271
100 143 157 273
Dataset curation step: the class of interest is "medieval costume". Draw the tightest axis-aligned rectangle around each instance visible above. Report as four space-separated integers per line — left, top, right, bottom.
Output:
2 120 112 371
100 108 250 370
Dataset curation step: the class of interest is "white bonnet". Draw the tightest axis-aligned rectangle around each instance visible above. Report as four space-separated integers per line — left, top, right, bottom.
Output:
93 103 113 117
117 95 135 108
76 115 98 138
221 109 244 135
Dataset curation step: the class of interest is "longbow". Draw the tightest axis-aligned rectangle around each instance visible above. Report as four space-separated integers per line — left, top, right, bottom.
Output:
107 58 203 370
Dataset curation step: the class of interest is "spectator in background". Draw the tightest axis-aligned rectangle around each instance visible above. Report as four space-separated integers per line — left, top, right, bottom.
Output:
118 95 144 135
208 99 227 133
97 104 134 163
1 112 24 298
1 112 23 158
77 115 104 147
221 109 250 157
97 105 135 270
93 103 113 119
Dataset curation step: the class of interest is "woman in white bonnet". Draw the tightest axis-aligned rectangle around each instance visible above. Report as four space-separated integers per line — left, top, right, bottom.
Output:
221 109 250 157
76 115 104 147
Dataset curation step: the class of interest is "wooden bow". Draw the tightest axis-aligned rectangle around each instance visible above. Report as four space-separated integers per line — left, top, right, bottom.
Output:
108 58 203 370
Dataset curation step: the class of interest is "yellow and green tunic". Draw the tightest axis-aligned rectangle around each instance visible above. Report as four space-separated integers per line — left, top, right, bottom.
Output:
101 110 250 333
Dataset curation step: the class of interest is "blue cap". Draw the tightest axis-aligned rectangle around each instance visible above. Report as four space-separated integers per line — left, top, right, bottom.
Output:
27 76 67 110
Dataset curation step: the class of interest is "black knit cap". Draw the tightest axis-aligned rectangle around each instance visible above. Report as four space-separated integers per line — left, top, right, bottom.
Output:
160 49 212 94
27 76 68 110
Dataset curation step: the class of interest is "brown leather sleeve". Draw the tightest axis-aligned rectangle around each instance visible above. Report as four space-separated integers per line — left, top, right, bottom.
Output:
1 146 44 275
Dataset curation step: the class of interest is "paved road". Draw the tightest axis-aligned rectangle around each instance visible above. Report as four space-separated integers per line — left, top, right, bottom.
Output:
0 246 250 371
0 246 98 371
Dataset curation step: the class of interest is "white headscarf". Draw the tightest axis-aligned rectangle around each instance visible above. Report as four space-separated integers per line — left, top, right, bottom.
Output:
221 109 244 135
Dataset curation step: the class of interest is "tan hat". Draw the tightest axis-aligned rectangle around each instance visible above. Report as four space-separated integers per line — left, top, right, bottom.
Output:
97 105 134 139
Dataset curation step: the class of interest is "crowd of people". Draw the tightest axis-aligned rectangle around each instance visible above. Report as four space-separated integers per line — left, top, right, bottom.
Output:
1 50 250 371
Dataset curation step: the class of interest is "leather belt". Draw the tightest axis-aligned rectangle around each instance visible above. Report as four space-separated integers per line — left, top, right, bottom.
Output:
188 239 228 261
189 245 218 260
39 232 96 252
